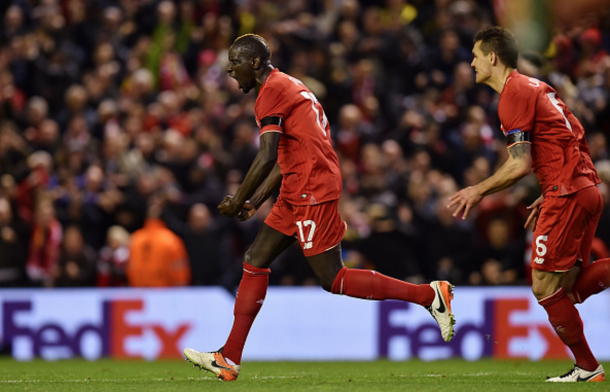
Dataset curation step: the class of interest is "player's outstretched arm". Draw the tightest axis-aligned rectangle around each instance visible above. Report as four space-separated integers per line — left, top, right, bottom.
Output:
218 132 281 217
448 143 532 219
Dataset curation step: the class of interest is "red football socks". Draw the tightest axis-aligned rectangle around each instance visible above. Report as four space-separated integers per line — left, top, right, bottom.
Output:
330 267 435 307
539 288 599 371
222 263 271 365
572 258 610 303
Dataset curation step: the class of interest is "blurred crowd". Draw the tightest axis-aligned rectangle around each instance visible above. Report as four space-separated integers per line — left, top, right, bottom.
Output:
1 0 610 290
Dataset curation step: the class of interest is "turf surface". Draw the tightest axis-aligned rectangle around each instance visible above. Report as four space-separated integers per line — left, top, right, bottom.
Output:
0 358 608 391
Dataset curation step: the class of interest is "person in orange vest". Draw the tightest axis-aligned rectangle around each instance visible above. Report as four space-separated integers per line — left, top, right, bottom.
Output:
128 196 190 287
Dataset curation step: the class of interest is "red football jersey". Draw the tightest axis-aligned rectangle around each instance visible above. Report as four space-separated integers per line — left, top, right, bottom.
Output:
498 70 600 196
255 69 342 205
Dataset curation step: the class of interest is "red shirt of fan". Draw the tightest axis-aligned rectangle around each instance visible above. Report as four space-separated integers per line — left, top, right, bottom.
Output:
255 69 342 205
498 70 600 197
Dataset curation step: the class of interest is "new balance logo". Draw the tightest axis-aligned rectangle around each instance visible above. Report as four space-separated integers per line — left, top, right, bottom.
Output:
534 257 545 264
303 242 312 249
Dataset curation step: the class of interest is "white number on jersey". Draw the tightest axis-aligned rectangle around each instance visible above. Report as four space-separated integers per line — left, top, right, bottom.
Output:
296 220 317 250
546 92 573 132
300 91 328 137
535 235 548 256
287 75 329 137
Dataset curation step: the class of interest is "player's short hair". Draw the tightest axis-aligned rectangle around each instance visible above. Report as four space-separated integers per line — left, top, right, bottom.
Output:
231 34 271 64
474 26 519 69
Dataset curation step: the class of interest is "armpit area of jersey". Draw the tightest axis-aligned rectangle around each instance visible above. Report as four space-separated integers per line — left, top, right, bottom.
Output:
505 129 530 147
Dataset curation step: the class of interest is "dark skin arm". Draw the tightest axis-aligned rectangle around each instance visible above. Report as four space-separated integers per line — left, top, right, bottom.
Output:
218 132 281 217
236 162 282 221
448 143 532 219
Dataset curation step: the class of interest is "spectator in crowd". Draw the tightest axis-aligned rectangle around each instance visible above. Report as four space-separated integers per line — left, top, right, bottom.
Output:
162 203 230 285
26 197 62 287
350 203 424 282
0 197 29 287
53 224 96 287
97 225 130 287
128 198 190 287
471 216 524 285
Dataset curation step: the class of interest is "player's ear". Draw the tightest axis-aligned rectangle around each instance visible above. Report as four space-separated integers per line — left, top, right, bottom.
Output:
251 56 261 70
489 51 497 66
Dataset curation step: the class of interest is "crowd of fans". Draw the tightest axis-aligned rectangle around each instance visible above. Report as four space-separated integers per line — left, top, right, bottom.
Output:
1 0 610 290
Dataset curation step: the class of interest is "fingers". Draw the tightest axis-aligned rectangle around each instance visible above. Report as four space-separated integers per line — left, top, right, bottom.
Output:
524 217 537 231
451 203 464 218
217 195 232 209
524 208 539 229
447 194 461 208
524 216 533 229
449 196 467 218
237 209 255 221
461 203 472 220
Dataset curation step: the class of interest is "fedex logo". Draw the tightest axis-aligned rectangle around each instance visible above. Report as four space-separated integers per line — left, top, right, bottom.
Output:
2 300 191 360
378 297 570 360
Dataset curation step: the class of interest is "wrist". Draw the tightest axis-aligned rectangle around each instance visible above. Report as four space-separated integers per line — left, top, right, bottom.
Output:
472 184 485 197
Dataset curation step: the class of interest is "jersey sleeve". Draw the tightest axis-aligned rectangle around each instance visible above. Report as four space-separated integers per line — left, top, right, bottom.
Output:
500 87 536 147
255 84 292 136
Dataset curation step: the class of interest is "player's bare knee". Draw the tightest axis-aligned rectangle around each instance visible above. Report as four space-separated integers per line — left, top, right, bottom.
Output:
531 284 546 301
532 280 562 300
320 278 334 292
243 248 252 265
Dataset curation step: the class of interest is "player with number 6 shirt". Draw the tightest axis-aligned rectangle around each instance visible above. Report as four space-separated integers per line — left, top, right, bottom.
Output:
183 34 456 381
448 26 610 383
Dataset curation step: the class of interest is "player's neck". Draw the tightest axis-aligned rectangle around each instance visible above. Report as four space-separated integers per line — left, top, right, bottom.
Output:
255 65 275 93
489 67 515 94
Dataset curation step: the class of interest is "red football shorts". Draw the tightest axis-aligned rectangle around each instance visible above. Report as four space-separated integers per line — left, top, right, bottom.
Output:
265 197 347 257
531 185 602 272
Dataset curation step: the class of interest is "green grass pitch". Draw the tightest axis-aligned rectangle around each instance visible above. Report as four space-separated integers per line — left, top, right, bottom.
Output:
0 358 608 391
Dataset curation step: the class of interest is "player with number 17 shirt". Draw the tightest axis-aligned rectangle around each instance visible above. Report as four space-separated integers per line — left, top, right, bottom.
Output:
255 68 344 256
183 34 456 381
255 68 342 206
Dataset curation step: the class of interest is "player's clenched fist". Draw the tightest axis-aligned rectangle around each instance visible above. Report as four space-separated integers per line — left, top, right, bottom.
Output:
237 201 256 221
218 195 241 217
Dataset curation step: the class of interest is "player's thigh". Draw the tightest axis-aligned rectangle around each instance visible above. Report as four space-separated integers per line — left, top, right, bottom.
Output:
531 190 598 273
306 244 344 291
246 223 296 269
293 200 346 257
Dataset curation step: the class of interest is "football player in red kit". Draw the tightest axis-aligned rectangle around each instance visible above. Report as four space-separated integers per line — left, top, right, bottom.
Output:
183 34 456 381
449 26 610 382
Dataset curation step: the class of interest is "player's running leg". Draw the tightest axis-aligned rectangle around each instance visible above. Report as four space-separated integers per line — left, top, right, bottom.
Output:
184 224 295 381
571 258 610 303
564 201 610 304
533 270 603 382
307 245 456 342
